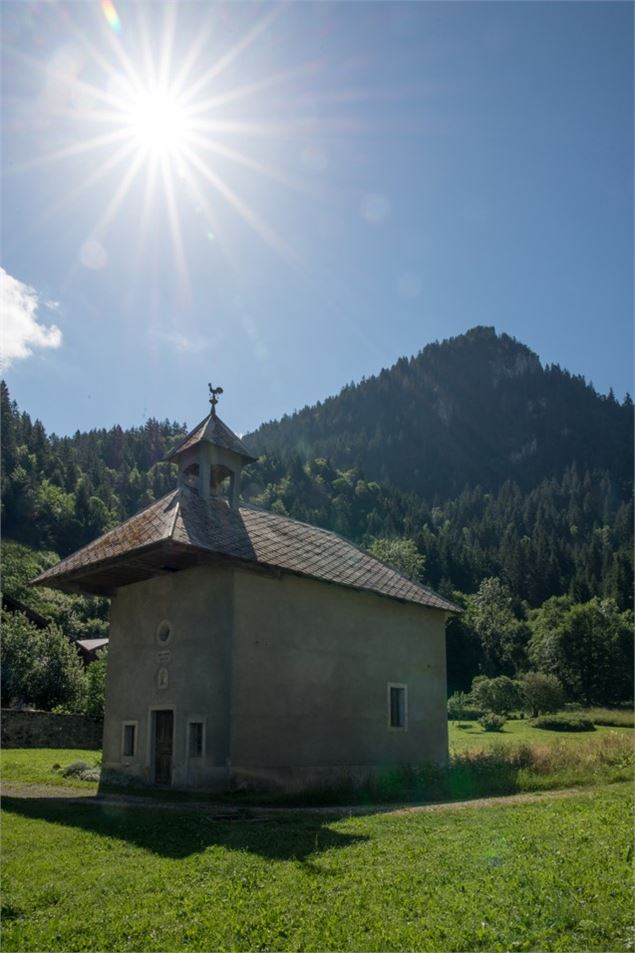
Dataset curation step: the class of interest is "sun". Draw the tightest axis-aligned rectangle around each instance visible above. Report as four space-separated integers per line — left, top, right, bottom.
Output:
8 1 326 279
123 87 190 158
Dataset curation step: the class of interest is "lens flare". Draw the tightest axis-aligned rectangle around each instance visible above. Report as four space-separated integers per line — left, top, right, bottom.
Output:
100 0 121 34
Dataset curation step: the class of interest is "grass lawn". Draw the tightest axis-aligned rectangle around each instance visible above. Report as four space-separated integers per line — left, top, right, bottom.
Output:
1 748 100 791
584 707 634 728
2 724 632 805
2 783 632 952
448 719 633 751
3 707 630 795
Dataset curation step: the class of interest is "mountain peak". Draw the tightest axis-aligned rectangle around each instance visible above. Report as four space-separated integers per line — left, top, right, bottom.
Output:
418 326 541 382
247 327 631 499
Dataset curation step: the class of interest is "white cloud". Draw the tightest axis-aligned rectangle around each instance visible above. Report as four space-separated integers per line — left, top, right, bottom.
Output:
0 268 62 369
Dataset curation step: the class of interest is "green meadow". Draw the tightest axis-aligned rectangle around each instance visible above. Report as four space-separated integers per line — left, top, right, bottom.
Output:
2 717 632 952
448 717 633 751
1 748 101 790
2 783 632 952
2 713 633 802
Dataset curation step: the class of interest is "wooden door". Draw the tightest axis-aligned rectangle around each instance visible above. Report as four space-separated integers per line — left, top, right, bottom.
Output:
153 710 173 785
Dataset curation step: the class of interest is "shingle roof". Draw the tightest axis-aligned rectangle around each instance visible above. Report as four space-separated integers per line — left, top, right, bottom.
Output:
33 488 460 612
166 413 257 463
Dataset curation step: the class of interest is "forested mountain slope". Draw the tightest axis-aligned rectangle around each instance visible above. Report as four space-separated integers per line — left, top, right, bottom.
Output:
247 327 633 498
241 457 633 610
1 326 632 617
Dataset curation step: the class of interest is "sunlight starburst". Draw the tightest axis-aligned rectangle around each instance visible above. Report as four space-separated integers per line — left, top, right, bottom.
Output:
3 0 313 283
123 87 190 158
2 0 385 310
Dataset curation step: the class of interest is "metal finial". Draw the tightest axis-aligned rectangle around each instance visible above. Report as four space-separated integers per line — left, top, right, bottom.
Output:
208 382 223 416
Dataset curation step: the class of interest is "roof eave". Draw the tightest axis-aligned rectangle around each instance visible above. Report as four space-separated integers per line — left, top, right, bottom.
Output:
30 535 458 612
30 539 181 596
166 441 257 465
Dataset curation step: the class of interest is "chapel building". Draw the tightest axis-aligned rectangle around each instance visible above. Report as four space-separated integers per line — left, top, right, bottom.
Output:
34 389 459 792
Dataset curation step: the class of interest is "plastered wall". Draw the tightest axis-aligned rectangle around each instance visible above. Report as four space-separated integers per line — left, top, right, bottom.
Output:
102 562 449 792
102 565 233 789
229 569 448 785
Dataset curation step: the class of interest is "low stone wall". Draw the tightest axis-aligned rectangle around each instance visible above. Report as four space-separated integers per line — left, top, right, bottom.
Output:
1 709 103 750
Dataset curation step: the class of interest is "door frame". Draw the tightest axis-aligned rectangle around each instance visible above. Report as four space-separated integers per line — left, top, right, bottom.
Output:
147 705 176 785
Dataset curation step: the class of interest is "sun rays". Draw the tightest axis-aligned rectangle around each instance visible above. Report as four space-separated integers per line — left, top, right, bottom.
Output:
2 0 405 345
2 1 320 284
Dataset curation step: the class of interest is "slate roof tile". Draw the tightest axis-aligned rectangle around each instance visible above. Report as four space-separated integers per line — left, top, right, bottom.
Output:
166 413 257 463
34 487 460 612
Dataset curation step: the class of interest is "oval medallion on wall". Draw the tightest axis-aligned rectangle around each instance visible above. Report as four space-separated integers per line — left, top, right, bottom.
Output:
156 620 172 645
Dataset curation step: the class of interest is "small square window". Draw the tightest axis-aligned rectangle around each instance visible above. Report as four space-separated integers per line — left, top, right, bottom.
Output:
122 723 136 757
389 685 407 730
188 722 204 758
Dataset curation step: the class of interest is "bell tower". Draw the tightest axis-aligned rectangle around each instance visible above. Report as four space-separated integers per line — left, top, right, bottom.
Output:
166 384 257 509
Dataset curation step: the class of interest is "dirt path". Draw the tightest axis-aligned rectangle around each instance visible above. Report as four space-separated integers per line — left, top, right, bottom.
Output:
1 781 624 818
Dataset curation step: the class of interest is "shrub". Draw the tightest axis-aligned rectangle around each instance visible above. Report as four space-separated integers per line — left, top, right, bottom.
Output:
519 672 564 717
1 609 87 712
479 713 506 732
471 675 521 715
447 692 482 721
61 760 101 781
532 715 596 732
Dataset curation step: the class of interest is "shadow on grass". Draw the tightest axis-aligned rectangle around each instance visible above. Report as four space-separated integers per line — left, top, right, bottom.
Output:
0 795 368 862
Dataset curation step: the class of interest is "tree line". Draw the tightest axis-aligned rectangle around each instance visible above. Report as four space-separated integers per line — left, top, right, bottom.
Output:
445 577 632 704
1 360 632 712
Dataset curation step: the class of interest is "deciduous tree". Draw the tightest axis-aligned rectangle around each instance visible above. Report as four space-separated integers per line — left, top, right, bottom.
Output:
529 598 634 705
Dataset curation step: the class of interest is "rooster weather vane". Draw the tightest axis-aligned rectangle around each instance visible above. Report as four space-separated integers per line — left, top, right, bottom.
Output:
208 383 223 416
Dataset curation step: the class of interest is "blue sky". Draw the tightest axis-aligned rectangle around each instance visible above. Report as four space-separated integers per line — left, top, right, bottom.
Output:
2 1 633 437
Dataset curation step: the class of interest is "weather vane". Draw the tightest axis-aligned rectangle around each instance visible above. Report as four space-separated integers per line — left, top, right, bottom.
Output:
208 383 223 416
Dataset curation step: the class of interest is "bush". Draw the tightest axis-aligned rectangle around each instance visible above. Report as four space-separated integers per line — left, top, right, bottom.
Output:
519 672 564 717
1 609 87 711
471 675 521 715
61 760 101 781
479 713 506 732
532 715 596 732
447 692 482 721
